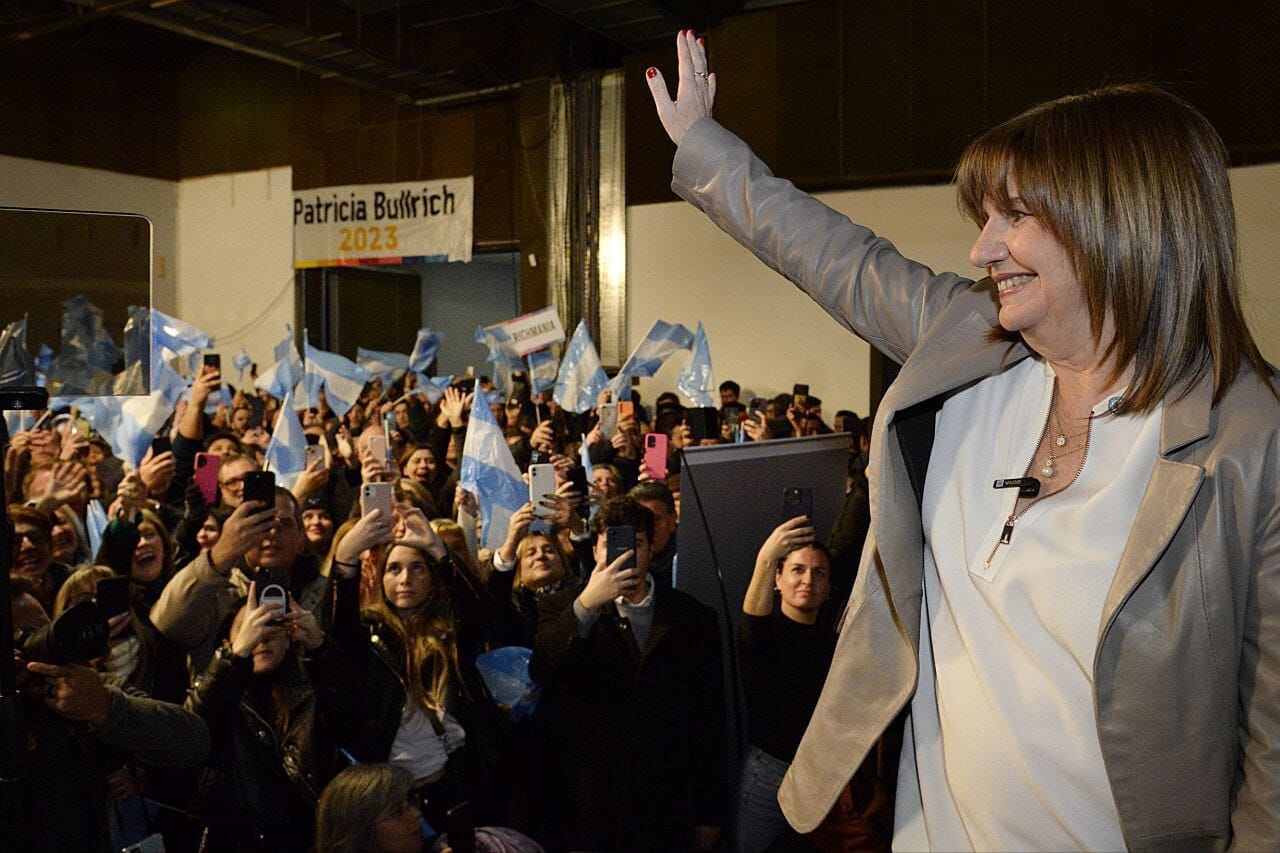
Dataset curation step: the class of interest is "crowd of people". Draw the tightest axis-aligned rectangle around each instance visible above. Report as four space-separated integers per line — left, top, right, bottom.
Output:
6 359 872 852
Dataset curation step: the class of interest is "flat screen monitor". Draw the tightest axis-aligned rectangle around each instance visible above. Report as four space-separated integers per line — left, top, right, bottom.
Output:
675 433 851 782
0 207 152 396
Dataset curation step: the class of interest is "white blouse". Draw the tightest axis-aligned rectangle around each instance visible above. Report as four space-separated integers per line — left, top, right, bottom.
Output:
388 701 466 783
892 357 1161 852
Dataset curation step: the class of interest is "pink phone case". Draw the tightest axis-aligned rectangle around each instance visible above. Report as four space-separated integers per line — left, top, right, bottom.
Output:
194 453 221 504
643 433 668 480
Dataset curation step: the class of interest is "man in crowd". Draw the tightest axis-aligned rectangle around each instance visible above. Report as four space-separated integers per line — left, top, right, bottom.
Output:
151 486 323 672
628 480 678 590
530 496 726 851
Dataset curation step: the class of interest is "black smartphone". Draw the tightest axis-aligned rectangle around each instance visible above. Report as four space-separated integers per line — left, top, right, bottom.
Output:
793 383 810 411
687 407 720 441
150 434 172 458
510 373 531 404
606 524 637 572
722 402 745 423
96 518 141 577
455 377 476 393
444 800 475 853
203 352 221 373
570 461 588 507
781 486 814 524
304 432 321 446
243 470 276 506
95 575 132 619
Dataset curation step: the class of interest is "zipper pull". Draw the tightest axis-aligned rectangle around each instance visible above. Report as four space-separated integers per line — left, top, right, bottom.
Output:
1000 518 1015 545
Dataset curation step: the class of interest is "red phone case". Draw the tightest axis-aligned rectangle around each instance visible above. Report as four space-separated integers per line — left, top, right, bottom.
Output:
194 453 221 504
643 434 668 480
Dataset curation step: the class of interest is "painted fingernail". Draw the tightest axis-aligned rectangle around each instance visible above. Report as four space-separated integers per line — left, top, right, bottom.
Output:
698 37 706 47
646 67 657 79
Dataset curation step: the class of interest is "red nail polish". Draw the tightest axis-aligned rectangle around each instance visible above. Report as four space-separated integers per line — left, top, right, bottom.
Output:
698 37 706 47
646 67 657 79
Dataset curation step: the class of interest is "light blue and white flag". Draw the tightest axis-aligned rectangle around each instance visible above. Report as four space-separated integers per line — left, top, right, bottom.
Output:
526 348 558 395
358 347 410 385
580 433 597 520
410 329 442 376
151 308 211 362
419 375 454 405
303 332 370 419
607 319 695 400
48 295 119 395
264 390 308 489
459 391 526 551
94 359 188 467
676 321 715 407
233 347 252 386
474 325 523 395
553 320 608 413
255 326 303 401
34 344 52 388
85 500 110 558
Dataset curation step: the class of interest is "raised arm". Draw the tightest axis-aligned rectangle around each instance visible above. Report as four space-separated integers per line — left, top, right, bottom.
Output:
647 31 972 364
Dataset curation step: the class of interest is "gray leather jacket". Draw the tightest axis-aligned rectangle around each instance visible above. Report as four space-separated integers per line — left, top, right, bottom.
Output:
672 116 1280 852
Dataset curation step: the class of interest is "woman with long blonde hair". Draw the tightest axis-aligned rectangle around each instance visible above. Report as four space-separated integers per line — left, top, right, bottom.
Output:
328 505 506 836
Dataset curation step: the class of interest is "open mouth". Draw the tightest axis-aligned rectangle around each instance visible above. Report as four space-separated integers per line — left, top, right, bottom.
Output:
996 273 1036 297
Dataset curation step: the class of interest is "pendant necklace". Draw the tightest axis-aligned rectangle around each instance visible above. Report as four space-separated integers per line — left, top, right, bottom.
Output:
983 380 1093 570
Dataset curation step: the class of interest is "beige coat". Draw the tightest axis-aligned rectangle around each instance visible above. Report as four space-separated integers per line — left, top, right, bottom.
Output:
673 117 1280 851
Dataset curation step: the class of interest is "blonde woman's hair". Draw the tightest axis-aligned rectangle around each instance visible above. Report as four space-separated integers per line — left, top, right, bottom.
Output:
53 564 114 618
956 83 1274 414
514 532 571 591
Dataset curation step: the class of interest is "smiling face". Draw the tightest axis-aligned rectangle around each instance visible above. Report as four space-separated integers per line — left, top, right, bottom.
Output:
405 448 437 485
50 516 77 564
302 508 334 547
516 535 564 590
12 520 52 582
132 521 166 582
970 181 1098 363
382 545 432 613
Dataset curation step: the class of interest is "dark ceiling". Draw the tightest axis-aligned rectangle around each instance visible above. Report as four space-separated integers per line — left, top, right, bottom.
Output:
0 0 741 105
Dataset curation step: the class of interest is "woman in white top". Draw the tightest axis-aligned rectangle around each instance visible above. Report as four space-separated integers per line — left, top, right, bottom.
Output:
647 30 1280 851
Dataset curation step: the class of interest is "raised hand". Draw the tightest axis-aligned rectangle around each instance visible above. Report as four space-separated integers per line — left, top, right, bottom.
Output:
440 386 470 429
578 548 641 612
332 508 394 572
646 29 716 147
394 506 447 561
230 581 286 658
757 515 816 568
209 499 277 573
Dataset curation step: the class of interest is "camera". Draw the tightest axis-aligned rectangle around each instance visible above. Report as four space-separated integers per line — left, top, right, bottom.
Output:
19 600 109 665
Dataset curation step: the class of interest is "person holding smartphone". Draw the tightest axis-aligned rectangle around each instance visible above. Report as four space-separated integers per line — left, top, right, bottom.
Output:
182 580 358 850
735 516 837 851
326 505 508 837
529 497 726 851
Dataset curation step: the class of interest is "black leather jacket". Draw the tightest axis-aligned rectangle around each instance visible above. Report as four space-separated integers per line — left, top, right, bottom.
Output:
184 637 358 848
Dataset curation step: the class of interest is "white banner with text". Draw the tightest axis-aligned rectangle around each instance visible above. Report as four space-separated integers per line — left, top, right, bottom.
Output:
293 177 473 268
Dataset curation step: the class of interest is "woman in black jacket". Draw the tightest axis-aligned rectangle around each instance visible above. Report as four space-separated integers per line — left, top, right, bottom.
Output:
328 506 506 834
184 580 356 850
485 501 579 649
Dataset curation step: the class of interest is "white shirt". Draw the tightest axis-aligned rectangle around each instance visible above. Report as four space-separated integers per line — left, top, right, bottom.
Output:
388 701 466 783
892 357 1161 852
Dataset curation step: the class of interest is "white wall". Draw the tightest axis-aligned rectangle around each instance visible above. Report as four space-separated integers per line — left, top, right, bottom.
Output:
174 167 295 375
0 154 179 312
627 162 1280 415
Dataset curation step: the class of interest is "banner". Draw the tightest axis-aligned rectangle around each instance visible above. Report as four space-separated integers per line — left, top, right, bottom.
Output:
293 177 473 268
482 307 566 358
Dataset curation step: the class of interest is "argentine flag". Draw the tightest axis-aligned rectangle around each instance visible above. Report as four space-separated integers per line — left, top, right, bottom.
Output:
676 321 716 407
459 391 526 551
607 319 695 400
303 332 370 419
94 358 188 467
264 391 308 489
553 320 608 413
358 347 410 385
256 326 303 401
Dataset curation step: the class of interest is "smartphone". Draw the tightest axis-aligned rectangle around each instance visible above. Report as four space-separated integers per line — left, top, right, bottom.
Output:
71 417 92 439
529 463 558 520
722 403 745 424
367 434 389 466
243 470 276 507
382 411 396 443
456 377 476 393
194 452 222 504
687 407 720 442
305 437 325 469
150 434 172 458
599 403 618 439
361 481 394 521
95 575 132 619
445 800 475 853
258 583 288 625
566 465 589 513
781 486 814 524
203 352 221 373
793 383 810 412
98 519 141 576
618 400 635 421
643 433 668 481
606 524 637 572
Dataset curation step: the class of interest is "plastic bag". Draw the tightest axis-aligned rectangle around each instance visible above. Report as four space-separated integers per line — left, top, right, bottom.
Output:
475 646 539 721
